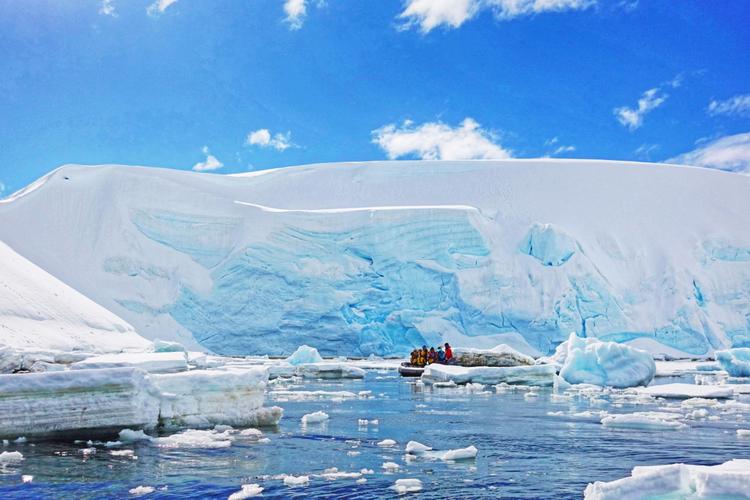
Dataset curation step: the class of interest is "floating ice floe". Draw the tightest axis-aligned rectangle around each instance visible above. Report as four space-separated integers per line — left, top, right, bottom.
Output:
149 367 282 429
294 362 366 379
404 440 478 461
451 345 535 367
119 429 152 442
110 449 135 457
358 419 379 426
286 345 324 365
129 485 155 496
584 459 750 499
421 364 555 386
282 475 309 487
21 475 32 483
547 410 609 422
301 411 329 425
737 429 750 438
636 383 734 400
71 352 189 374
393 478 423 494
382 461 400 471
269 390 358 401
601 412 687 431
0 368 159 439
0 451 23 464
153 429 234 449
556 333 655 388
317 467 362 480
377 439 397 447
228 484 263 499
716 348 750 377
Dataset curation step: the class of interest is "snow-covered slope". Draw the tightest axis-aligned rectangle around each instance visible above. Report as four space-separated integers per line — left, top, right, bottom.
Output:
0 240 150 352
1 160 749 357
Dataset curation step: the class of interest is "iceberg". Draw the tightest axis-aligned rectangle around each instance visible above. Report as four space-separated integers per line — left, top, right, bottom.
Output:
71 352 189 374
421 363 556 386
600 412 687 431
301 411 329 425
584 459 750 499
3 161 750 358
285 345 324 365
0 368 159 439
557 333 656 388
148 367 281 429
294 362 366 379
716 348 750 377
451 344 535 367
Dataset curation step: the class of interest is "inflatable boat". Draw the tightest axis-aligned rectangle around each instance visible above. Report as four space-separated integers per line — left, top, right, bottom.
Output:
398 362 424 377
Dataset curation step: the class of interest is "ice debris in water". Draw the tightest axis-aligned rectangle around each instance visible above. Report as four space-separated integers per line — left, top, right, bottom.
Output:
22 475 33 483
737 429 750 437
129 485 155 496
301 411 329 425
119 429 152 443
110 450 136 458
282 475 310 487
393 478 423 494
228 484 263 499
377 439 397 447
382 461 400 471
318 467 362 480
556 333 656 388
285 345 323 366
0 451 24 464
153 429 234 449
584 459 750 499
636 383 733 399
716 348 750 377
358 419 379 426
600 412 687 431
239 428 263 439
405 441 478 461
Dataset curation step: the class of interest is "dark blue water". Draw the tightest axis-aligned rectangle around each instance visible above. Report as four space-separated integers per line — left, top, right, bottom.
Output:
1 370 748 499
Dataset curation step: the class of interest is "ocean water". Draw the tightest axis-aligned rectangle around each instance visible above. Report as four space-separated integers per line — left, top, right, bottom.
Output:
0 370 748 499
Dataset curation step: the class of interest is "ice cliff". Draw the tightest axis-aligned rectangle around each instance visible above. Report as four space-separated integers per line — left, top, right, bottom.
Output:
1 160 749 358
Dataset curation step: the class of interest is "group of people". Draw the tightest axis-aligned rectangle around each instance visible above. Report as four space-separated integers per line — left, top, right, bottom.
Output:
410 343 453 367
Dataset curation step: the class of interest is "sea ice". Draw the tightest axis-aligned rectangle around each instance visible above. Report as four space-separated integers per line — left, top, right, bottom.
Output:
286 345 324 365
392 478 423 494
0 368 159 439
716 348 750 377
71 352 189 374
282 475 309 487
382 461 400 471
636 383 734 399
737 429 750 437
301 411 329 425
557 333 655 388
129 486 155 496
377 439 397 447
584 459 750 499
0 451 23 464
451 344 535 367
405 441 432 454
294 363 366 379
421 364 555 386
601 412 687 431
152 429 234 449
119 429 152 442
228 484 263 499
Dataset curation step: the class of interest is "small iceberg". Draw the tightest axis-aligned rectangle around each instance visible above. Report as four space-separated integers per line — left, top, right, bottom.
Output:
716 348 750 377
301 411 329 425
285 345 324 366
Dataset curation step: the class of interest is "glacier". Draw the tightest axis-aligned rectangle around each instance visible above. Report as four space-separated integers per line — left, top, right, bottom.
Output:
2 160 750 357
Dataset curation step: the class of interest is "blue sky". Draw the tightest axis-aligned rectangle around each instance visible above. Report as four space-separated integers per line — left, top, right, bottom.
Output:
1 0 749 194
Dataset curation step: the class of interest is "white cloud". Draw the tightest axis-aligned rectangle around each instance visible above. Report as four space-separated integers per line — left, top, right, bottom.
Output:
613 87 668 131
372 117 511 160
707 94 750 117
192 146 224 172
544 137 575 156
246 128 293 151
398 0 596 33
99 0 117 17
665 132 750 175
147 0 178 16
634 143 659 160
284 0 307 29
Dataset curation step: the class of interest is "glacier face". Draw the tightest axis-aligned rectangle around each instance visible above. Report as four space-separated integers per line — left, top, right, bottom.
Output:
1 160 750 357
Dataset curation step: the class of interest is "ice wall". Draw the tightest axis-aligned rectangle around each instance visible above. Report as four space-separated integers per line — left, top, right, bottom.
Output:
1 160 749 358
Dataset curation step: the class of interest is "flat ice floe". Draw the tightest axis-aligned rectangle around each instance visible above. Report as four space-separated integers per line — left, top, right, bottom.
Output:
0 368 159 439
228 484 264 499
600 412 687 431
71 352 189 374
301 411 329 425
404 440 478 461
392 478 423 494
636 383 734 399
421 364 555 386
584 459 750 499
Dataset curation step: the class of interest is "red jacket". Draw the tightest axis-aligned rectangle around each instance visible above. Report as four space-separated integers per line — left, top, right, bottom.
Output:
444 346 453 361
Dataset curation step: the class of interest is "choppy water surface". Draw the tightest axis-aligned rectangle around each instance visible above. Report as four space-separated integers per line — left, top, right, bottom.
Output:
1 370 748 499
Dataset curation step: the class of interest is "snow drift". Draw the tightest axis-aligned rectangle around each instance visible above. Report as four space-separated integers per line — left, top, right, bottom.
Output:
2 160 750 357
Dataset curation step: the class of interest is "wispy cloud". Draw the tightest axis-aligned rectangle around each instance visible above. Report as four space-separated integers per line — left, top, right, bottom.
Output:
398 0 596 33
544 137 575 156
634 143 659 160
283 0 325 30
665 132 750 175
192 146 224 172
99 0 117 17
707 94 750 117
246 128 293 151
372 118 511 160
147 0 178 16
613 87 668 131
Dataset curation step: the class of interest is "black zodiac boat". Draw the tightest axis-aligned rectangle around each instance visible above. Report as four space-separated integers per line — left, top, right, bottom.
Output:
398 362 425 377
